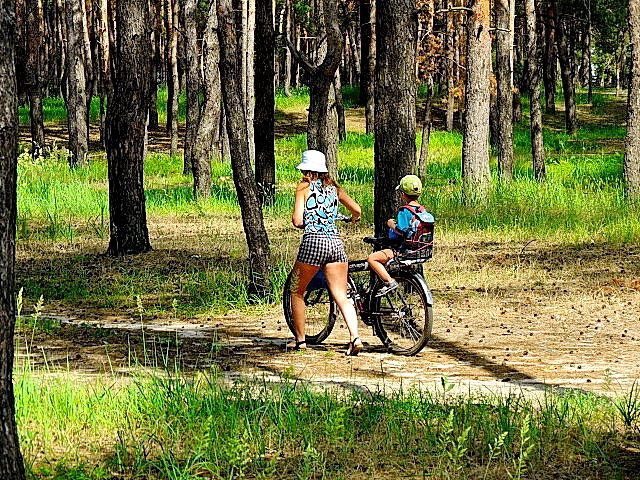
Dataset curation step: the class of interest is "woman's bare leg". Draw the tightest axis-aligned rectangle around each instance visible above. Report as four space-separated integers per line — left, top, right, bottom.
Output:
323 261 361 349
289 260 321 346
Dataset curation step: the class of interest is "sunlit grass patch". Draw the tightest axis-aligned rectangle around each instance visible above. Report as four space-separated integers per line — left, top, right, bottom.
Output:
14 368 640 479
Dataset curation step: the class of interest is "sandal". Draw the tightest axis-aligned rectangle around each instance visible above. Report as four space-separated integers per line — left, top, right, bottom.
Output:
345 337 363 356
286 339 307 350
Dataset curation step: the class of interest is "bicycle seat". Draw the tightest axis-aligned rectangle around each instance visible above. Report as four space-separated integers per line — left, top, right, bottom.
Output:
363 237 401 248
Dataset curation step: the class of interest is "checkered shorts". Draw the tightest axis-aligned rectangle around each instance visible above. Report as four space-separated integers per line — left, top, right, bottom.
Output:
296 233 348 266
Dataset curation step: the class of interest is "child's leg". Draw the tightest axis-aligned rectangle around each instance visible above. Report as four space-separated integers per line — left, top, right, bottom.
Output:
367 249 395 283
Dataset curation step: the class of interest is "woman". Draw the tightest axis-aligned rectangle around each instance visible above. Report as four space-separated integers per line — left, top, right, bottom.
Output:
289 149 363 356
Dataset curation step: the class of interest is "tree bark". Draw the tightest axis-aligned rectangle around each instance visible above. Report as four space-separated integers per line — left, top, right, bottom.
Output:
513 17 523 123
0 2 26 477
183 0 200 175
254 0 275 205
626 0 640 200
495 0 514 179
287 0 343 176
526 0 546 180
218 0 271 297
106 0 152 255
334 70 346 142
166 0 179 158
418 80 434 178
246 0 256 166
445 3 455 132
65 0 89 166
365 0 375 134
543 0 557 113
374 0 417 236
555 5 577 133
148 0 162 130
26 0 45 154
462 0 492 203
359 0 372 107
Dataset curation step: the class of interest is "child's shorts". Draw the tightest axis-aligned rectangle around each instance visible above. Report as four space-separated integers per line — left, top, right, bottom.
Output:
297 233 348 266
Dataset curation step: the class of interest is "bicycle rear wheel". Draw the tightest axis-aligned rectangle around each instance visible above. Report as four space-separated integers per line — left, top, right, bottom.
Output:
283 272 337 345
372 270 433 356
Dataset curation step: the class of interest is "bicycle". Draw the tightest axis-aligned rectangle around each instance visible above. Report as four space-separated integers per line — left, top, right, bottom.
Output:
283 216 434 356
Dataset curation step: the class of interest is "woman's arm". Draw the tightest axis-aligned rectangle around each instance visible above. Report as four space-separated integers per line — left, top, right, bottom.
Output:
338 187 362 222
292 182 309 228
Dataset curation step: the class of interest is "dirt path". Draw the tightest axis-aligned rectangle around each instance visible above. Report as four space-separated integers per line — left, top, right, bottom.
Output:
17 240 640 398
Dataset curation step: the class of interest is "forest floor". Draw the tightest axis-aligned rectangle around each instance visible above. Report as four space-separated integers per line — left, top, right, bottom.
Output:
15 93 640 399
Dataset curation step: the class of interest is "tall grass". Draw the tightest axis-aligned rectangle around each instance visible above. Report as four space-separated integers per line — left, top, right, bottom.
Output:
14 366 640 479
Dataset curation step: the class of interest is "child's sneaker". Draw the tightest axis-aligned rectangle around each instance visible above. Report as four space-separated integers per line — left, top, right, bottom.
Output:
376 280 399 297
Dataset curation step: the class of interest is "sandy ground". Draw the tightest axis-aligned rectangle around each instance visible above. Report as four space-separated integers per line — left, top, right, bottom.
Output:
15 238 640 399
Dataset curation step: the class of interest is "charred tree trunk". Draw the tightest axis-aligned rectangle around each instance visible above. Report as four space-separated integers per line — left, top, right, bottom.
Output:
0 3 26 478
462 0 492 203
218 0 271 297
626 0 640 200
495 0 514 179
26 0 45 154
106 0 152 255
65 0 89 166
555 7 577 133
543 0 557 113
183 0 199 175
254 0 276 205
526 0 546 180
374 0 417 235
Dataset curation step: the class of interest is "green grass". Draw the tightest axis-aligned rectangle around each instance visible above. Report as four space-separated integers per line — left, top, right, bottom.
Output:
14 367 640 479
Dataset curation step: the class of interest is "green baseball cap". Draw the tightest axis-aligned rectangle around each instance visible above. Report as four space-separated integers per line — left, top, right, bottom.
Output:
396 175 423 195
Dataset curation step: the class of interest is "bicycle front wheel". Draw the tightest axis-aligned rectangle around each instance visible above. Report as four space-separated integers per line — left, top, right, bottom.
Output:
372 270 433 356
283 272 337 345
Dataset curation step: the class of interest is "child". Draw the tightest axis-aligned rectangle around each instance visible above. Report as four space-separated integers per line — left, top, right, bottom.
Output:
368 174 427 296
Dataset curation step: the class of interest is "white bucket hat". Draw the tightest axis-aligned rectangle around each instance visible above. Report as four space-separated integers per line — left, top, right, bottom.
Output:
296 149 328 173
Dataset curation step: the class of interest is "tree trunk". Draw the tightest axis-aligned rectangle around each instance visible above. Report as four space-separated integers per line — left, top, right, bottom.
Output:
418 80 434 178
586 0 593 103
287 0 343 177
513 17 523 123
462 0 492 203
445 3 455 132
254 0 275 205
625 0 640 200
97 0 110 145
374 0 417 236
106 0 152 255
526 0 546 180
26 0 45 154
359 0 372 106
65 0 89 166
334 70 346 142
495 0 514 179
246 0 256 166
555 6 577 133
183 0 199 175
543 0 557 113
217 0 271 297
192 3 221 200
148 0 161 130
166 0 179 158
365 0 375 134
0 4 26 478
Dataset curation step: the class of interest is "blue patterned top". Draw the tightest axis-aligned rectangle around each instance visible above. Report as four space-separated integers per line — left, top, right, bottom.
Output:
303 180 339 236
